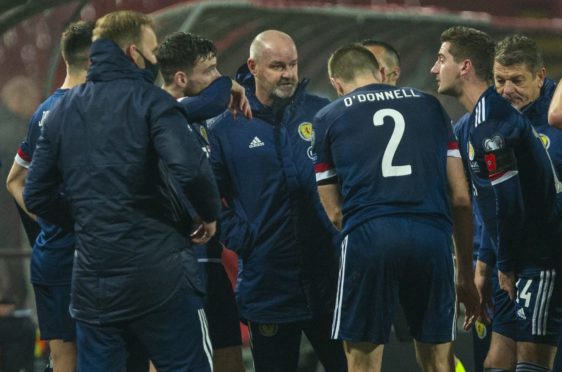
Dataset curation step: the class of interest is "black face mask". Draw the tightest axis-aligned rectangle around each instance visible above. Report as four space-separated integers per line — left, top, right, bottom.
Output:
136 49 160 83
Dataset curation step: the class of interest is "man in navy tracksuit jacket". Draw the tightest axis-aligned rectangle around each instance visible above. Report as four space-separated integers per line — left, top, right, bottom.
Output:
493 35 562 371
158 31 249 372
208 30 346 372
23 11 220 372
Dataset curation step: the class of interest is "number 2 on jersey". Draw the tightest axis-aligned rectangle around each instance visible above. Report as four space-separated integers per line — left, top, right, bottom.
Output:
373 109 412 178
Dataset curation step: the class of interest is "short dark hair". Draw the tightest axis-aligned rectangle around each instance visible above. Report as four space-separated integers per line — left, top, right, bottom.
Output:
328 43 380 82
495 35 544 73
360 39 401 68
157 32 217 85
440 26 495 83
61 20 94 70
93 10 154 49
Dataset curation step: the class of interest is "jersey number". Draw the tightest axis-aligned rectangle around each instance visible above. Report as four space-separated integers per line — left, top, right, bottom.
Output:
373 109 412 178
518 279 533 308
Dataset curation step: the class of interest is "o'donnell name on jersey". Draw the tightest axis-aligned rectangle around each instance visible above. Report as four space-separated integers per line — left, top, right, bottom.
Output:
344 88 421 107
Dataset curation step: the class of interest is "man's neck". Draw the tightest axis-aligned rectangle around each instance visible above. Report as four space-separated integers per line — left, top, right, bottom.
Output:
459 80 489 113
342 76 380 95
60 70 87 90
255 88 273 107
162 84 183 100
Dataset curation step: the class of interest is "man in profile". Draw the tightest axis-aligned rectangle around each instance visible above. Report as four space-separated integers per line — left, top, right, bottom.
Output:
431 26 561 372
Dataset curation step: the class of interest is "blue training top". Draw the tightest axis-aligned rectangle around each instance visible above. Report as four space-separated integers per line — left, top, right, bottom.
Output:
313 83 458 236
16 88 75 286
467 87 562 273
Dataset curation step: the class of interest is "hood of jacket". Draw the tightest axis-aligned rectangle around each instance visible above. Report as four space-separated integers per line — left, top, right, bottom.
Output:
87 39 155 84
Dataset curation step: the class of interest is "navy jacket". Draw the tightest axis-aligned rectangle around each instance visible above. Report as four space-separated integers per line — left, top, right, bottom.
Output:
522 78 562 178
454 113 496 268
24 39 221 324
208 68 339 323
179 76 233 261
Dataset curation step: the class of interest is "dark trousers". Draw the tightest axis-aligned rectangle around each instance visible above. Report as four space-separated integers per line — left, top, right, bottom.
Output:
0 315 35 372
248 315 347 372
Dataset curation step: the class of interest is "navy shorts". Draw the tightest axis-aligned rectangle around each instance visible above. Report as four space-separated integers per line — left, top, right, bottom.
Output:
33 283 75 341
514 267 561 345
332 216 456 344
490 272 516 339
76 285 212 372
200 261 242 349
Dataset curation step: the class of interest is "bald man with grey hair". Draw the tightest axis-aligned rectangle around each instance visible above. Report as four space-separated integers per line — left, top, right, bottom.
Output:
208 29 347 372
248 30 299 105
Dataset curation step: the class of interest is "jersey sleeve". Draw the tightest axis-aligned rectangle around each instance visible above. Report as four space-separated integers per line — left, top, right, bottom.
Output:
24 109 73 230
15 141 31 168
447 121 461 158
440 103 460 158
312 111 337 185
471 114 526 272
476 222 496 267
178 76 232 123
15 110 44 168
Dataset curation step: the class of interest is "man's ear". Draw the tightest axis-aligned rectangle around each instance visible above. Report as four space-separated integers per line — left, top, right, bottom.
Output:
378 66 386 84
247 58 257 76
537 67 546 88
330 77 345 96
393 66 401 82
174 71 188 88
126 44 142 68
459 59 472 78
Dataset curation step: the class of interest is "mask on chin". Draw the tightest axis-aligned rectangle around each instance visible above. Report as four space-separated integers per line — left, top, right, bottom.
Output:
136 49 160 83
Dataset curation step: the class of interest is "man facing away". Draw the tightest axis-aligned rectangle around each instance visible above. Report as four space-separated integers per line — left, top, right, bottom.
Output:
313 43 479 372
431 26 561 372
23 11 220 372
208 30 346 372
157 31 250 372
6 20 93 372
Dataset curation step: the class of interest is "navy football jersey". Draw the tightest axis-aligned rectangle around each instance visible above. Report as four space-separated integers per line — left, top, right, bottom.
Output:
16 88 75 285
454 113 496 267
313 83 459 235
467 87 562 273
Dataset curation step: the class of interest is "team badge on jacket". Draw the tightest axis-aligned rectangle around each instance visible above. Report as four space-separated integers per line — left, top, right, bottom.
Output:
298 122 313 141
258 324 279 337
538 133 550 150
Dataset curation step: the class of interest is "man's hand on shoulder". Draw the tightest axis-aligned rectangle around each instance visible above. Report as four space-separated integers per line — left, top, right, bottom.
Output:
229 80 252 120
